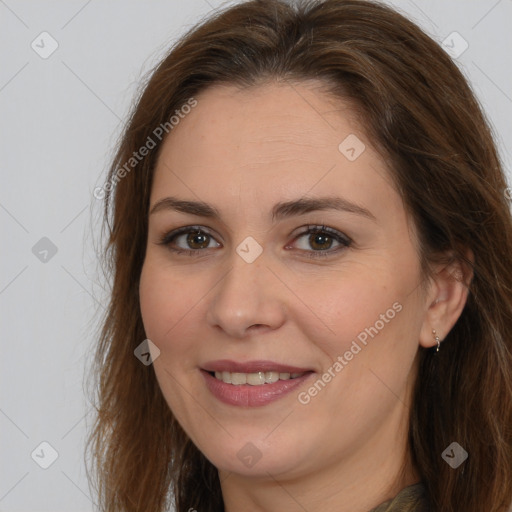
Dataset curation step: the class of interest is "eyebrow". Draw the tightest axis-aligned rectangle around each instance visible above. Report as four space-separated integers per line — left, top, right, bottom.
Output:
149 195 376 222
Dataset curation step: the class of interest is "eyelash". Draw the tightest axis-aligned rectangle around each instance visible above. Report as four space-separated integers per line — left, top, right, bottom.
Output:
158 224 352 259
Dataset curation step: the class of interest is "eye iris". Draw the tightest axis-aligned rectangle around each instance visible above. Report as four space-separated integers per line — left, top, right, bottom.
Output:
310 233 332 250
187 231 209 249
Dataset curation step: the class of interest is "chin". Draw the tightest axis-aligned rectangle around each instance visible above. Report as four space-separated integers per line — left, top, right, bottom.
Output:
201 434 310 479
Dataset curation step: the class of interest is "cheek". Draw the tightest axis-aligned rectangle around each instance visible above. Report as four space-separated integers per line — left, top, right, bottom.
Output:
290 261 423 398
139 259 212 370
139 262 198 422
139 262 165 341
290 267 405 354
139 261 187 348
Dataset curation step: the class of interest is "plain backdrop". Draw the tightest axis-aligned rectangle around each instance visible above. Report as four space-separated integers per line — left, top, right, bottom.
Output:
1 1 511 511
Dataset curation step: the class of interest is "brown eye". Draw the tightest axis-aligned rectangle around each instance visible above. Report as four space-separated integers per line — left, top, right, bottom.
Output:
186 230 210 249
308 232 334 251
290 225 352 259
159 226 221 255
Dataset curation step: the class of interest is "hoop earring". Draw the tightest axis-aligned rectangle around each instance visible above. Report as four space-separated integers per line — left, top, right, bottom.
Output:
432 329 441 352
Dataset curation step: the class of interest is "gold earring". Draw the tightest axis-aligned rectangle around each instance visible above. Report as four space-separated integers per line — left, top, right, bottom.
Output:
432 329 441 352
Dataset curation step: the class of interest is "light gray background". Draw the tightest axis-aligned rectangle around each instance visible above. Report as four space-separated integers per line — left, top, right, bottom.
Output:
1 1 511 511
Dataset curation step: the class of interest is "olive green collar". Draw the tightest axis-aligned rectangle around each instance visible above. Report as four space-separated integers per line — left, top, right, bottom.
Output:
369 483 429 512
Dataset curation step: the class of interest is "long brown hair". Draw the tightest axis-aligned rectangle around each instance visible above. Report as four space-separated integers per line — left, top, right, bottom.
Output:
86 1 512 511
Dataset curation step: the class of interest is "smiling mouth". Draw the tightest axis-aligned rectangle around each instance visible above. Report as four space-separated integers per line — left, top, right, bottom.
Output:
209 370 309 385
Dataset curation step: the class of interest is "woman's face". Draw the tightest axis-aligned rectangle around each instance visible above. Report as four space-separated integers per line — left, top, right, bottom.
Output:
139 82 431 481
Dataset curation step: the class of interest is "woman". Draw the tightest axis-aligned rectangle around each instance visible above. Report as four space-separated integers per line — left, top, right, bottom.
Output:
87 1 512 511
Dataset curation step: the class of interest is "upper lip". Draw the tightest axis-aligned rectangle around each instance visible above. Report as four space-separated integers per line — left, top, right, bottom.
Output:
202 359 313 374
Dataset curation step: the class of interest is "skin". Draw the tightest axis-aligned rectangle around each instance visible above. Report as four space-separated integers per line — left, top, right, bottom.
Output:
139 81 468 512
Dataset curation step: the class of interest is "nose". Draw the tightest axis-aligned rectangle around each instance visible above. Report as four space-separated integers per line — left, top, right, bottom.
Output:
205 250 287 339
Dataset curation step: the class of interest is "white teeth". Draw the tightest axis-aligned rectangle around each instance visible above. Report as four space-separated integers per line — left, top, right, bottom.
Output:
215 371 233 383
212 370 306 385
231 372 247 385
246 372 266 385
265 371 279 383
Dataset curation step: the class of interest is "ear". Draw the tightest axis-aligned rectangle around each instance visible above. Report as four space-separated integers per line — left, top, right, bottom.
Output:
418 251 473 349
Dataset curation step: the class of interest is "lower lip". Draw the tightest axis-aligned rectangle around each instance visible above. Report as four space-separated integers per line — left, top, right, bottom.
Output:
201 369 314 407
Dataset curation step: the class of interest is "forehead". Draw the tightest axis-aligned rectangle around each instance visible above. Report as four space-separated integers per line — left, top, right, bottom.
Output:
161 81 365 165
151 81 401 225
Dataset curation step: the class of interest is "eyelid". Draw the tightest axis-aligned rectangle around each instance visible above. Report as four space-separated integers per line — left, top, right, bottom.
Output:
289 224 351 244
159 225 217 244
287 224 352 258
